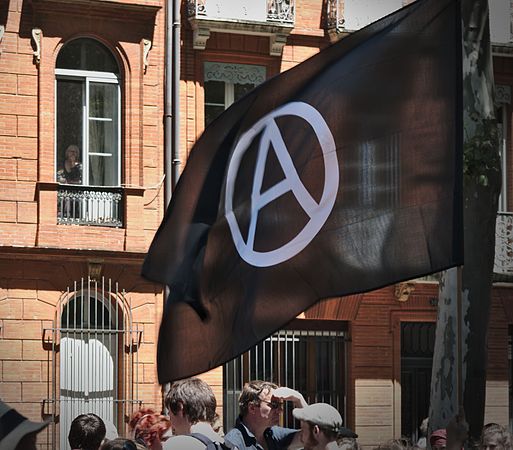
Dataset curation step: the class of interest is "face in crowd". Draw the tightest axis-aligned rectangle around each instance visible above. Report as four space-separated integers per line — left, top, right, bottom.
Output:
255 387 284 428
299 421 320 450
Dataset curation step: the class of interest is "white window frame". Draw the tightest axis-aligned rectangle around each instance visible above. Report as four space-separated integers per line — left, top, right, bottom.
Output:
55 68 121 187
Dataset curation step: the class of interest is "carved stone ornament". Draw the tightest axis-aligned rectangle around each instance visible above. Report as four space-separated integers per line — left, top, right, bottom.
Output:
88 261 103 281
32 28 42 65
142 39 152 73
395 281 416 302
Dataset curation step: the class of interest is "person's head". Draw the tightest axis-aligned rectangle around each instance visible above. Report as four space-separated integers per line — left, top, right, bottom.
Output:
164 377 217 435
0 400 49 450
293 403 356 450
238 380 281 429
430 429 447 450
480 423 512 450
132 412 171 449
68 413 106 450
99 438 139 450
376 438 411 450
65 144 80 162
129 407 156 433
338 437 361 450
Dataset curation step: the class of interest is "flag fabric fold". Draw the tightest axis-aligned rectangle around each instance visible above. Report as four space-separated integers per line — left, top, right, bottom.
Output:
143 0 463 383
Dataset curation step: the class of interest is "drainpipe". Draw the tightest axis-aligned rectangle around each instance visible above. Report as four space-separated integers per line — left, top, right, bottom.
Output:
164 0 181 208
162 0 180 401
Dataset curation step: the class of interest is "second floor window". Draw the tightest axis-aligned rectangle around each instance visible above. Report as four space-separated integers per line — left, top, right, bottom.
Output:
204 62 266 126
55 38 121 187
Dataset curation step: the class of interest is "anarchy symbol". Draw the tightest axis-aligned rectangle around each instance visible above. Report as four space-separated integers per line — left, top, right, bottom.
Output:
225 102 339 267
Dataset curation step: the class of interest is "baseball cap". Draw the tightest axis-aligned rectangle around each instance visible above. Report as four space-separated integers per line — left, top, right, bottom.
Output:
0 400 49 450
292 403 358 438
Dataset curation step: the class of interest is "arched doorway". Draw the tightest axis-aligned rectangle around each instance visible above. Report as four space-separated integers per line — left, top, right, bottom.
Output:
54 278 138 450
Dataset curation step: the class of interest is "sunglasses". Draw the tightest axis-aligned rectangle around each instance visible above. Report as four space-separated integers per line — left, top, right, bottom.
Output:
261 399 283 410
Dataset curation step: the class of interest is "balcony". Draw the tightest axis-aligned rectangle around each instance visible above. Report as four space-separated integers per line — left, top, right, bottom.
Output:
325 0 404 42
186 0 295 56
494 212 513 278
57 185 124 228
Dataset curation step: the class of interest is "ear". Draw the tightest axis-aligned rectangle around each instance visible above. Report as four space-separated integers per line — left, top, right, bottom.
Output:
312 425 321 436
248 402 258 415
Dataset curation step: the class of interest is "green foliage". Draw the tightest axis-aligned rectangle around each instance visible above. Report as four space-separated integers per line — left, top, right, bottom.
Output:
463 117 500 186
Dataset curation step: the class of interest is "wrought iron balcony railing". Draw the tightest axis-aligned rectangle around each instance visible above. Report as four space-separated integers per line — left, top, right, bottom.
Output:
326 0 344 34
57 185 123 228
187 0 294 24
186 0 294 55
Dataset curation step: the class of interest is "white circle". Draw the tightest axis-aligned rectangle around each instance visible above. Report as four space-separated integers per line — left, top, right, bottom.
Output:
225 101 339 267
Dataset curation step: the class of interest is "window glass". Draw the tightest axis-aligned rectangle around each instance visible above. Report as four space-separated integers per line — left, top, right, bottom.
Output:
56 38 120 188
56 38 119 73
56 79 84 185
233 82 254 101
204 62 266 127
89 83 118 186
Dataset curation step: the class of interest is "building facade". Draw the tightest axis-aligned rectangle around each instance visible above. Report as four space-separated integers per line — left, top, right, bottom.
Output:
0 0 512 448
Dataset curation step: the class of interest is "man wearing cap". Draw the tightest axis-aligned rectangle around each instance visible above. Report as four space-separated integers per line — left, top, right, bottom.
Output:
0 400 49 450
292 403 357 450
224 380 308 450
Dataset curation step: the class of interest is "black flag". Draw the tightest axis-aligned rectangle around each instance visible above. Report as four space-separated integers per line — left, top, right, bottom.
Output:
143 0 463 383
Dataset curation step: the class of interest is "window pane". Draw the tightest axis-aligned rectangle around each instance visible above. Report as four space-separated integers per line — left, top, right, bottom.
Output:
234 83 254 102
56 79 84 185
90 83 116 118
205 105 225 127
204 80 225 104
89 82 118 186
57 38 119 73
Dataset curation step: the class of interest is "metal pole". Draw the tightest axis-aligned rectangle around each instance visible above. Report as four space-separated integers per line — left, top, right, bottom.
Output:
172 0 181 190
164 0 173 208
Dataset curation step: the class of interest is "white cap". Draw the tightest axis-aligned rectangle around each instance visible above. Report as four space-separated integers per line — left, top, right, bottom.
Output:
292 403 357 438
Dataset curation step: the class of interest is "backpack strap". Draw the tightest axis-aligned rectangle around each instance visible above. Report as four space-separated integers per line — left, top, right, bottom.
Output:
190 432 218 450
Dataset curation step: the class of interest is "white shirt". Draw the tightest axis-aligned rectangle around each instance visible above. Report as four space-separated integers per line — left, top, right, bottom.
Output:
162 422 224 450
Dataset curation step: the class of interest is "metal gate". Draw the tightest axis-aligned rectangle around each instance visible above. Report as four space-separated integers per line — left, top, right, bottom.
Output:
223 327 347 429
42 277 142 450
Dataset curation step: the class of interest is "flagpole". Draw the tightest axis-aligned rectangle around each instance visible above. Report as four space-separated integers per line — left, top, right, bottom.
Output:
456 265 464 415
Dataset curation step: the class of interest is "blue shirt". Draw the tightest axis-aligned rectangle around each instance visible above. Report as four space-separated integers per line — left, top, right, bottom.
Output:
224 417 298 450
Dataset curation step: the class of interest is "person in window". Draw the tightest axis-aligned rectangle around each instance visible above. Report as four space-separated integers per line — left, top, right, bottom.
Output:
57 144 82 184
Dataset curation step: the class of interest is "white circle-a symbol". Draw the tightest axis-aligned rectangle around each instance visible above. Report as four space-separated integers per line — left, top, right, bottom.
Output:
225 101 339 267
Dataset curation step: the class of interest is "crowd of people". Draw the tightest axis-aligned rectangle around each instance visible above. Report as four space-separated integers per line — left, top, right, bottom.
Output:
0 380 512 450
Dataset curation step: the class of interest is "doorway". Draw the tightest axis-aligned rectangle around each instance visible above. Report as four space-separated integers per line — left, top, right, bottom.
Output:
401 322 435 443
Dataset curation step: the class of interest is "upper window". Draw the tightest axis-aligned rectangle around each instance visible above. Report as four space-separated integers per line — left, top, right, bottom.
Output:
55 38 121 187
204 62 266 126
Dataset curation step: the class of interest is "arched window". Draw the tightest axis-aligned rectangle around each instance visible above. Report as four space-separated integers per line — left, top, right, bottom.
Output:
55 38 121 187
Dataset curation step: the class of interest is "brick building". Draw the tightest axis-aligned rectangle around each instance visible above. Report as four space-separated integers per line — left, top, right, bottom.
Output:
0 0 512 449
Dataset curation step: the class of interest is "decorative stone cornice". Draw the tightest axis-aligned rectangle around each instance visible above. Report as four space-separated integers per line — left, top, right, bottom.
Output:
188 17 293 56
204 61 266 85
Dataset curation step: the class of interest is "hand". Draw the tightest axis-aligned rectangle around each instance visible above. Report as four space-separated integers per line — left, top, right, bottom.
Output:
272 387 308 407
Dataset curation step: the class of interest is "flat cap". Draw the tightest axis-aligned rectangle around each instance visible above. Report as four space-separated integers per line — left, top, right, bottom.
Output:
292 403 357 438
